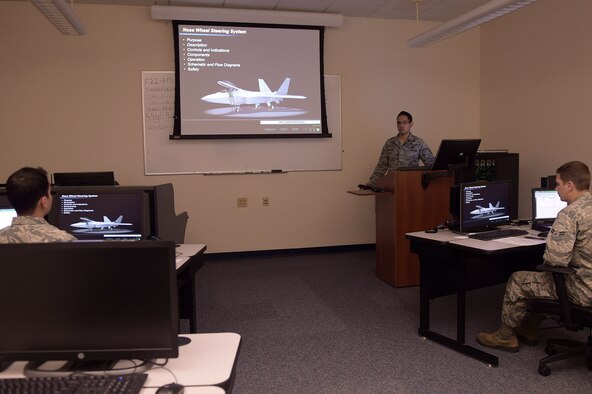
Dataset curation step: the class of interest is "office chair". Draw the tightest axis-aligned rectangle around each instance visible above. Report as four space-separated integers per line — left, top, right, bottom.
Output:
529 264 592 376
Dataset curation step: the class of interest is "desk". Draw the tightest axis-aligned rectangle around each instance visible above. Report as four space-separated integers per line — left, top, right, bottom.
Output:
176 244 207 333
1 333 241 393
406 229 545 366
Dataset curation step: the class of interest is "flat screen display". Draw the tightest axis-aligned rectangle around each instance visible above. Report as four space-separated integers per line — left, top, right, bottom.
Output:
460 180 511 233
50 189 148 241
172 21 329 139
431 139 481 171
0 208 17 230
532 188 567 221
0 241 178 364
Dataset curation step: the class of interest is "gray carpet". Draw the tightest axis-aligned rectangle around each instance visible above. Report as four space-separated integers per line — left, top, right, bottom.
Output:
195 248 592 393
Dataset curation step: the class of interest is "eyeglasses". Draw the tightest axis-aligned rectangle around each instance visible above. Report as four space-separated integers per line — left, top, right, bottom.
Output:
396 121 410 125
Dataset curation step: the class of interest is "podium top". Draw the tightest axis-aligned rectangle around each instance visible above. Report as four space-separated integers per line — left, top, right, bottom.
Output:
347 189 389 196
396 166 430 171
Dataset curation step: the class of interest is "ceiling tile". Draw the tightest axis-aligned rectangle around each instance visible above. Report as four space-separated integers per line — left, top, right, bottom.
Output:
325 0 389 17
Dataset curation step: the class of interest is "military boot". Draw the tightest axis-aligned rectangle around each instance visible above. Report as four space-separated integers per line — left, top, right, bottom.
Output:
515 312 545 346
476 324 519 353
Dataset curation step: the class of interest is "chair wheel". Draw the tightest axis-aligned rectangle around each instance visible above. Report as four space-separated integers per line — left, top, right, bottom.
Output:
539 364 551 376
545 344 557 355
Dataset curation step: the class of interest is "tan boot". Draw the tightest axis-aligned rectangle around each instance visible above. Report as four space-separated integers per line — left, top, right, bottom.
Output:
476 324 519 353
515 313 545 346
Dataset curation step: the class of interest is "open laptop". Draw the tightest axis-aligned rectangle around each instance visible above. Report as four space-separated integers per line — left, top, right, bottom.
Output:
0 208 17 231
531 188 567 232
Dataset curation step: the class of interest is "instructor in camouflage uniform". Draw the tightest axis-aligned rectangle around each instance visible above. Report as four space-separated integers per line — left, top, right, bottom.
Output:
367 111 435 187
0 167 75 243
477 160 592 352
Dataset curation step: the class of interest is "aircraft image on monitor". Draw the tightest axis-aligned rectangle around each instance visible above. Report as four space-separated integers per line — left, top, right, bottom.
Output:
201 77 306 112
470 202 505 217
71 215 132 231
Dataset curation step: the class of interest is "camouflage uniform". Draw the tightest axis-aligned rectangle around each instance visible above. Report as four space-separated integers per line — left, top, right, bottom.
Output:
502 191 592 328
0 216 76 243
368 133 435 186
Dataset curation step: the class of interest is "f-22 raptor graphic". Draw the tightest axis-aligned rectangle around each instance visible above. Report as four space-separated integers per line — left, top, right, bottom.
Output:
201 78 306 112
71 215 132 231
470 201 505 216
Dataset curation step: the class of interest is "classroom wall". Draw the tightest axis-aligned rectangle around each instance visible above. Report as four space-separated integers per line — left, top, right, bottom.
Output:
0 3 480 252
480 0 592 218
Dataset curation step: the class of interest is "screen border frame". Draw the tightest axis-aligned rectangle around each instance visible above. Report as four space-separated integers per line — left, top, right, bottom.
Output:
459 179 512 233
0 241 179 363
171 20 330 140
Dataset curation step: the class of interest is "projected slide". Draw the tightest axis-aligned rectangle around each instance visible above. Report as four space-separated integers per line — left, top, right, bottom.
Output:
174 22 328 138
56 193 143 240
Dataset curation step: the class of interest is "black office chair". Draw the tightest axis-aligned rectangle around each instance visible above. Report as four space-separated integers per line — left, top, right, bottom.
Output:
529 264 592 376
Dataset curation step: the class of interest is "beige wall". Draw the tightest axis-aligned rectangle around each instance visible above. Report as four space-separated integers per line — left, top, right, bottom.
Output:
481 0 592 217
0 3 480 252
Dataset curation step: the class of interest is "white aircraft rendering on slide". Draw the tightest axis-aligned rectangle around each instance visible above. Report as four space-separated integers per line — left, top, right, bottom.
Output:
470 202 505 216
201 77 306 112
71 215 132 231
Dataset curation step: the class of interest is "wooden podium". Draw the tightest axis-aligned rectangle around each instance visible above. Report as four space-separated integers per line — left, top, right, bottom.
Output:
375 170 453 287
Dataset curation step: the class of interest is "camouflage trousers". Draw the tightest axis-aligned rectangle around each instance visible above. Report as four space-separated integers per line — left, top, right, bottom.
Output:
501 271 556 329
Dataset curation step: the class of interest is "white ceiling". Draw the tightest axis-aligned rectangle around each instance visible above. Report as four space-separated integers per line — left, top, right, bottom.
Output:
8 0 495 22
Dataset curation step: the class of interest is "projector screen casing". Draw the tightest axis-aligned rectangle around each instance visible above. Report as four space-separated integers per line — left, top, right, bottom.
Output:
172 21 330 139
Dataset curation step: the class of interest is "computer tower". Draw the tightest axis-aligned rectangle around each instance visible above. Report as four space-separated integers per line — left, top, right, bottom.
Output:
474 152 519 219
541 175 557 189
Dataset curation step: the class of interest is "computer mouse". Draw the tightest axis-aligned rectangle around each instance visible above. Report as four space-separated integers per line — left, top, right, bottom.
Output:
156 383 185 394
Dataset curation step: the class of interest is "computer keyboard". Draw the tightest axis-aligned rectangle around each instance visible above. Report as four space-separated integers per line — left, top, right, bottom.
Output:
0 373 147 394
468 229 529 241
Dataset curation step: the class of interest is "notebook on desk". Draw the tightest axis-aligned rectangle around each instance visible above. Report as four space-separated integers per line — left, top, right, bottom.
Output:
531 188 567 232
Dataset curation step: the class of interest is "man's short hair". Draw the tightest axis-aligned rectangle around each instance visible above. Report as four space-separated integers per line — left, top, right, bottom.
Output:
556 161 591 191
6 167 50 215
397 111 413 123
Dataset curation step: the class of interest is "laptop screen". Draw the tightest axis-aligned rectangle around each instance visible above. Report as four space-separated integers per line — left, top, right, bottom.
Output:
0 208 17 231
532 188 567 222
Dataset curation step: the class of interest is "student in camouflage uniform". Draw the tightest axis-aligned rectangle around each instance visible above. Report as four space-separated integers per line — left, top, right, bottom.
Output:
367 111 435 187
477 161 592 352
0 167 75 243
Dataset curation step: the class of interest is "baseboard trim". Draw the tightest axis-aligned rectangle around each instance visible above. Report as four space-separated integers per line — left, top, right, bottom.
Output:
205 243 376 261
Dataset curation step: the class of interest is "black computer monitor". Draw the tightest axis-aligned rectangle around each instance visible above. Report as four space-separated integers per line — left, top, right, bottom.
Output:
431 139 481 171
48 187 151 241
0 241 178 373
459 180 511 233
53 172 115 186
532 188 567 222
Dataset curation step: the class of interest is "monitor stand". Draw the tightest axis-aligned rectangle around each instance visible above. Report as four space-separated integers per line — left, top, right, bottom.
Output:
0 360 12 373
24 359 152 377
58 360 119 372
178 336 191 346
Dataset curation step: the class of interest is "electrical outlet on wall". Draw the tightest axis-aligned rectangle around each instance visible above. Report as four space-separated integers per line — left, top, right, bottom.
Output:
237 197 248 208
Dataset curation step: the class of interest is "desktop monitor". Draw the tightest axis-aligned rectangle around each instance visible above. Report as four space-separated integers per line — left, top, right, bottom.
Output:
53 172 116 186
459 180 512 233
48 187 150 241
532 188 567 222
431 139 481 171
0 241 178 372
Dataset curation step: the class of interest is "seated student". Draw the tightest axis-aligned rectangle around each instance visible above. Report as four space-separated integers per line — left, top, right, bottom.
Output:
0 167 75 243
367 111 435 187
477 161 592 352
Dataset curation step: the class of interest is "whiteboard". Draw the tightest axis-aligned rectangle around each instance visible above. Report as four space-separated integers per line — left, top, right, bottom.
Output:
142 72 342 175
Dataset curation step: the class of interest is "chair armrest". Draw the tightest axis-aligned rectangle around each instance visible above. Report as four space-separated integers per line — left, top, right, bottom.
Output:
536 264 577 330
536 264 575 275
